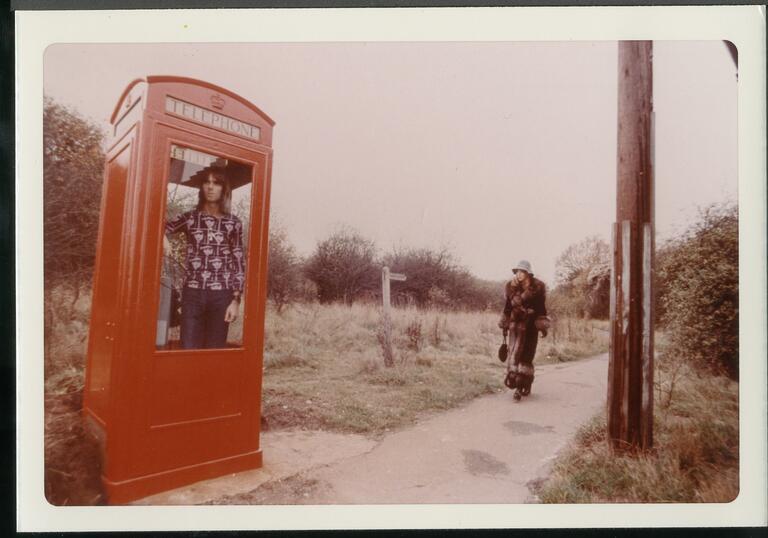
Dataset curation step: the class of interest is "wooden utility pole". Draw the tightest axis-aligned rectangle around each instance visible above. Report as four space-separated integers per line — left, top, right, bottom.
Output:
608 41 655 451
381 266 406 367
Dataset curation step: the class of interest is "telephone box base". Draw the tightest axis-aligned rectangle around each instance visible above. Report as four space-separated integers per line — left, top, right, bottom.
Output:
104 449 263 505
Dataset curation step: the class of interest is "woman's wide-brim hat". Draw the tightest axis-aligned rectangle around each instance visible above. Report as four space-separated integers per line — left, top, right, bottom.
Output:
512 260 533 275
185 160 252 190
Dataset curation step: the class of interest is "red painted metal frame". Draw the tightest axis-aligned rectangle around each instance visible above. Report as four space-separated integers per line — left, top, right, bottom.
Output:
83 76 273 504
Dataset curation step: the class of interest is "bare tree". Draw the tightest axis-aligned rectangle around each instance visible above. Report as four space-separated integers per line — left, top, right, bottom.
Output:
267 224 301 312
554 235 610 286
551 235 611 319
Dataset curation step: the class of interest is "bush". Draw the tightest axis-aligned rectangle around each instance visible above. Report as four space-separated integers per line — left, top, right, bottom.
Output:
267 223 303 312
43 97 106 291
382 246 501 310
657 202 738 377
304 226 379 304
551 236 611 320
549 271 589 319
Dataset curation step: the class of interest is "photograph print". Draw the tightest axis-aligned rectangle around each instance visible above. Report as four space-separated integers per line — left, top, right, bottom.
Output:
39 38 742 508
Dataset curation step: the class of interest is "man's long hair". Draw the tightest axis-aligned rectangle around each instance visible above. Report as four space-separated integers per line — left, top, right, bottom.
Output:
196 168 232 214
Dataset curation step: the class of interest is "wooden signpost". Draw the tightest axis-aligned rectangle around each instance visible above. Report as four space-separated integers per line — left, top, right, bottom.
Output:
608 41 655 451
381 266 406 367
382 266 407 316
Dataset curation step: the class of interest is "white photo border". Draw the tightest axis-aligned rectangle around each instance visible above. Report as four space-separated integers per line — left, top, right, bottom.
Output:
16 5 767 532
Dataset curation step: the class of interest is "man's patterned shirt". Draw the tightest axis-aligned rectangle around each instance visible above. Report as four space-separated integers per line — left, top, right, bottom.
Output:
165 209 246 292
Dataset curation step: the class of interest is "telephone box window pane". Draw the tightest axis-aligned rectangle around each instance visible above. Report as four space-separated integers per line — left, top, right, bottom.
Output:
156 144 253 350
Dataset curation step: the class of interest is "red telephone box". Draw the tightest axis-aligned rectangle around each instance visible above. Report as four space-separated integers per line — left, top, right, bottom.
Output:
83 76 274 504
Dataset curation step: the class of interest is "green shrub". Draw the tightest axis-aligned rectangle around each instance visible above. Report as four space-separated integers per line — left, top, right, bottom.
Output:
657 202 738 377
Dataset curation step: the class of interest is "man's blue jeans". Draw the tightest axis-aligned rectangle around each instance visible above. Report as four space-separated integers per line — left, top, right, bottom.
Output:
180 288 234 349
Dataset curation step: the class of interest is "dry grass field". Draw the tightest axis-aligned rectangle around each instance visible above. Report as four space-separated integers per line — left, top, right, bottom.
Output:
260 302 608 434
43 285 608 504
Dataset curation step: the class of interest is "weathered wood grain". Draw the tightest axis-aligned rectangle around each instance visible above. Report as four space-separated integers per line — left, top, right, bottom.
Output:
608 41 655 451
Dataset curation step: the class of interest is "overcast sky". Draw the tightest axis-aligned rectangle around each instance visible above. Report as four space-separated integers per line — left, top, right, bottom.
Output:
43 41 737 285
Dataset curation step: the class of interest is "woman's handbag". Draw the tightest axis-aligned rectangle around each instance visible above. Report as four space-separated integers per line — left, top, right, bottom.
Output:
498 328 508 362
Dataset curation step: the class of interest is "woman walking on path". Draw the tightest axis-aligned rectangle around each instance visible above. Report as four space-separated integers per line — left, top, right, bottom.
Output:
498 260 550 402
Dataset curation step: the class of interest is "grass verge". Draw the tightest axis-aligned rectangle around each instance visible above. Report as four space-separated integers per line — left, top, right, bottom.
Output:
535 348 739 503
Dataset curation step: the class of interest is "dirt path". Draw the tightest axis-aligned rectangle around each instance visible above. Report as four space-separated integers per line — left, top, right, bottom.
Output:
136 353 608 505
